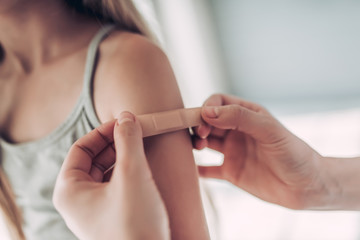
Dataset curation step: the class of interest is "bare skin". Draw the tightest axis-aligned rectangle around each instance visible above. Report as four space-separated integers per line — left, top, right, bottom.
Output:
0 0 101 142
0 1 209 239
194 94 360 210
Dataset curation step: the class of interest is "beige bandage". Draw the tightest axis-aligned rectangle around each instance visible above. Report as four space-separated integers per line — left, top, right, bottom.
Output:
137 107 204 137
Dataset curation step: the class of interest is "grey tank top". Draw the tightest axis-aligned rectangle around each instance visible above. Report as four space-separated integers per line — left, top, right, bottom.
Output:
0 25 115 240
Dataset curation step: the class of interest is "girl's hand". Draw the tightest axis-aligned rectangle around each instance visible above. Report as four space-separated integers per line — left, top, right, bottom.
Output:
53 112 170 240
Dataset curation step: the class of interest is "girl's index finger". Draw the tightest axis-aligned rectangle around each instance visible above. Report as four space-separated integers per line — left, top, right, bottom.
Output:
61 120 116 175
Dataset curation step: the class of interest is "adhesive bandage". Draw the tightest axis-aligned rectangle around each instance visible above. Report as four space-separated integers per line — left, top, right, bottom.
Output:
137 107 204 137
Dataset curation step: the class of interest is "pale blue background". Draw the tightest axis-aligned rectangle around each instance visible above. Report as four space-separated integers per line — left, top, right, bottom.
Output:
210 0 360 113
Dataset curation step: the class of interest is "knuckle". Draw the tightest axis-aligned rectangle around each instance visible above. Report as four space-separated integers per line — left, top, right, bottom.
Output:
229 104 244 130
247 101 266 113
205 93 223 106
209 93 221 100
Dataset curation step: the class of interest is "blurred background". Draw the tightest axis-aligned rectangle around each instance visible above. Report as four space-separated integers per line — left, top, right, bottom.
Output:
136 0 360 239
3 1 359 239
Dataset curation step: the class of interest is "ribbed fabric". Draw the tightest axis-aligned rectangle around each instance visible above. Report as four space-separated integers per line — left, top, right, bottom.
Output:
0 25 115 240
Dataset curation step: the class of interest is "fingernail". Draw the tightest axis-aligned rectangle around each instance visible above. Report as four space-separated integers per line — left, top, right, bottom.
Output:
204 106 219 118
198 125 205 139
116 111 135 124
198 125 208 139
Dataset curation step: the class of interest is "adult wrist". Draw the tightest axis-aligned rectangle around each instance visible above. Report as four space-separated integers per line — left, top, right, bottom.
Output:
305 155 341 210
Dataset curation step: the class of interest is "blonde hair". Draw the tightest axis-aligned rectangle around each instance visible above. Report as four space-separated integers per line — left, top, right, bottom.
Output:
66 0 157 41
0 168 24 240
1 0 154 239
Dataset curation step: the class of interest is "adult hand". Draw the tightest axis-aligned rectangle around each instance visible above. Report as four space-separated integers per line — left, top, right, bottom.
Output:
53 112 169 240
194 94 331 210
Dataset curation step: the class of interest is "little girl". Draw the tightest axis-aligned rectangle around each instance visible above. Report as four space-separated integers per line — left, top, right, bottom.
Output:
0 0 209 239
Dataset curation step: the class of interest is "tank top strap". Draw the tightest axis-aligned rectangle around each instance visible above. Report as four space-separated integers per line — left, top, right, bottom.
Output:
82 24 116 127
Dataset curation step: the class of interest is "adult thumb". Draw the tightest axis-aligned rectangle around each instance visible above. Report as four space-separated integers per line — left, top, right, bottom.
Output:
112 111 149 180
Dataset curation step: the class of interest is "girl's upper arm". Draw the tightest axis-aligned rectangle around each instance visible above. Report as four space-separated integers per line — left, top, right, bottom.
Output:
94 32 210 240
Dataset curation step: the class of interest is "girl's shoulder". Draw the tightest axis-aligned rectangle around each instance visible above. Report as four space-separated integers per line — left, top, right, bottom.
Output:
93 30 183 123
100 30 164 64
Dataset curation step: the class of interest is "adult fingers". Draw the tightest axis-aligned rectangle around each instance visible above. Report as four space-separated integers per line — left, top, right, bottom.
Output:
204 94 266 113
206 136 224 152
192 135 207 150
61 120 116 179
193 124 212 139
197 166 223 180
193 95 222 139
194 123 227 139
192 126 227 150
192 135 224 152
194 94 266 140
112 111 150 181
193 98 213 139
201 104 279 143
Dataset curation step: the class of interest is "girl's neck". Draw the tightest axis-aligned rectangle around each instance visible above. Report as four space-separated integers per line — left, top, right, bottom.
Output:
0 0 101 74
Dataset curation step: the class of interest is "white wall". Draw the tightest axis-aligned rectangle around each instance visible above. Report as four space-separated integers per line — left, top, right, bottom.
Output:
211 0 360 112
